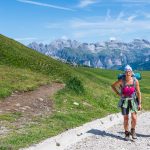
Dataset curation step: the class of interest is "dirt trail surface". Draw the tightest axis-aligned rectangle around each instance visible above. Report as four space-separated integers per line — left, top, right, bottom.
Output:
21 111 150 150
0 83 64 118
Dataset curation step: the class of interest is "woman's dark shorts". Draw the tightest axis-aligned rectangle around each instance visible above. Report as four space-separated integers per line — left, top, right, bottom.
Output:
121 100 138 115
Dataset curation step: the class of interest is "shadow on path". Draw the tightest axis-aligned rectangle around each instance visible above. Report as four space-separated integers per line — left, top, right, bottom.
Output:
87 129 126 141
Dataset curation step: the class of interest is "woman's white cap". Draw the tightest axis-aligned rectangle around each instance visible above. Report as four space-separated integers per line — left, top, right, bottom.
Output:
124 65 132 72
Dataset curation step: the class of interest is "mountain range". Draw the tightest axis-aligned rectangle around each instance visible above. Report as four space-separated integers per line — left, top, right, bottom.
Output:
28 39 150 70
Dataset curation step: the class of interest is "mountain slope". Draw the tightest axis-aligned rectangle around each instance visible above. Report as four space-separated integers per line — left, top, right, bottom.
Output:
0 34 73 81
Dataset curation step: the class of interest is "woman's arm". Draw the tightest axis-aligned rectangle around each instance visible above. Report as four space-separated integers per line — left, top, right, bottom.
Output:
111 80 122 97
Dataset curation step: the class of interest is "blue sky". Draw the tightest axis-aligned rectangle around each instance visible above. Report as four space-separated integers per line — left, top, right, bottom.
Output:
1 0 150 44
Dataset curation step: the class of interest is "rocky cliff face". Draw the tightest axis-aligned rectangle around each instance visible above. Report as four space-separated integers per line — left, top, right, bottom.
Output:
28 39 150 70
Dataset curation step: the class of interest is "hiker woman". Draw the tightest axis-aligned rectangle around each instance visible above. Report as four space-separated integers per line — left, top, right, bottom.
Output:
111 65 142 140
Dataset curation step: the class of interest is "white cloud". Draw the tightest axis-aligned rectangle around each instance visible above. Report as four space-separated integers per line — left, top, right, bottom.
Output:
46 13 150 32
61 35 68 40
110 37 116 41
45 10 150 41
68 15 150 41
17 0 74 11
127 15 137 22
105 9 111 21
78 0 98 8
117 11 125 20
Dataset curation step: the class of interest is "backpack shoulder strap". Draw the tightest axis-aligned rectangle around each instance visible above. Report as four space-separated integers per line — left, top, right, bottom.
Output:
120 77 126 97
132 77 136 88
132 77 137 98
122 76 126 87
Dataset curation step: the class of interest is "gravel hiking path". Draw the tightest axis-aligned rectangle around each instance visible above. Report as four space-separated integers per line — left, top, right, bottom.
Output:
22 111 150 150
65 111 150 150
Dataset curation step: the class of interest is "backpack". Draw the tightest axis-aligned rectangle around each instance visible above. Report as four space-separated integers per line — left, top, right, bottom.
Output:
121 76 140 105
118 72 142 80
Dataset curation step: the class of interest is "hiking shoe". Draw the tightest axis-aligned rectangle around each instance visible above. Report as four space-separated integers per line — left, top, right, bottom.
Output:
125 131 130 140
131 128 137 139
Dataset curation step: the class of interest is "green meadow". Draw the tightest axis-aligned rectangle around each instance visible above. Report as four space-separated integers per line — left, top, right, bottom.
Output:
0 34 149 150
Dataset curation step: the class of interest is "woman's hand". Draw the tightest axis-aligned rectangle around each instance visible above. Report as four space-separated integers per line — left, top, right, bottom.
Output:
117 93 121 97
138 104 142 111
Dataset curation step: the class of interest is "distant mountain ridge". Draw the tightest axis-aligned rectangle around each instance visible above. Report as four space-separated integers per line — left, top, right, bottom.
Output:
28 39 150 70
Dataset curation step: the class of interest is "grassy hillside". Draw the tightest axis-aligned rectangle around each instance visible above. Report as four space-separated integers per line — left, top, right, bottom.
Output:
0 34 73 82
0 34 150 150
0 34 75 99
